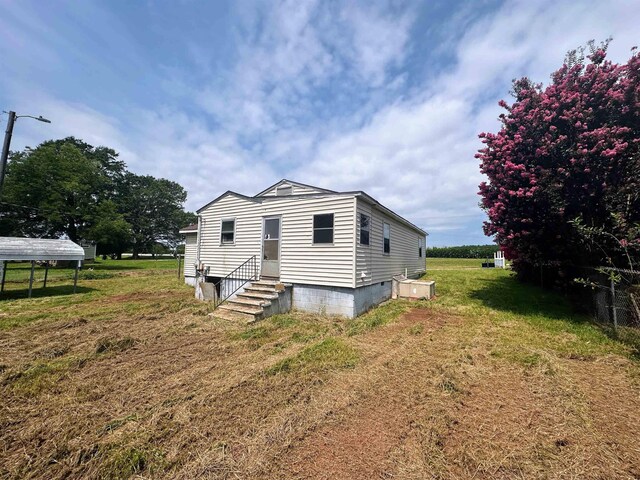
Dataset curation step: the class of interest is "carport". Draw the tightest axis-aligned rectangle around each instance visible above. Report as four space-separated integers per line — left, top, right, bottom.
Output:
0 237 85 298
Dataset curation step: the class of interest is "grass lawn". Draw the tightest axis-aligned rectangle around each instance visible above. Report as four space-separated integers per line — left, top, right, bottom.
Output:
426 257 495 269
1 259 638 479
2 258 179 284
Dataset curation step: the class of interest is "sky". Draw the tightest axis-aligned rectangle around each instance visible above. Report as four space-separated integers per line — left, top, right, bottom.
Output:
1 0 638 246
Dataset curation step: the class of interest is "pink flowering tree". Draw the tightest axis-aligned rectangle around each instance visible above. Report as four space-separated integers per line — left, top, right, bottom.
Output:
477 42 640 283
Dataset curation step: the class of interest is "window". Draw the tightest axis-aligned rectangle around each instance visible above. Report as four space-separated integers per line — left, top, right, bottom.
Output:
418 237 424 257
359 213 370 245
220 219 235 244
276 185 292 196
313 213 334 244
383 223 390 254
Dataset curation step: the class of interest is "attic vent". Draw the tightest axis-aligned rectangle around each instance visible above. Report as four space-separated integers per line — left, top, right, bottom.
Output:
276 185 293 196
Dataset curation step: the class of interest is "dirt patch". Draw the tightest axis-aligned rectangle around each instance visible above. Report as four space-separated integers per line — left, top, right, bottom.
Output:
285 401 408 480
269 308 463 480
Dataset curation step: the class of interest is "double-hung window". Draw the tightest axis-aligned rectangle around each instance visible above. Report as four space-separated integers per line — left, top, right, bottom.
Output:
360 214 370 245
313 213 334 244
220 219 235 244
383 223 390 254
418 237 424 257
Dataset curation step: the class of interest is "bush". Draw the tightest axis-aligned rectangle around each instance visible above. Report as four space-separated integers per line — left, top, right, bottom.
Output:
478 42 640 284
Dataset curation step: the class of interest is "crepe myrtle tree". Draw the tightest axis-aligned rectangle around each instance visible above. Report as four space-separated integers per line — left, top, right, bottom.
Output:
477 40 640 284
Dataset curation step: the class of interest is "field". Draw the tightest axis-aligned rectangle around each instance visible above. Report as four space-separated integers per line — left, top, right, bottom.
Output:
1 259 639 479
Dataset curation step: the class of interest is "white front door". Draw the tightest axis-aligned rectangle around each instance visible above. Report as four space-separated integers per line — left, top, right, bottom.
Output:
261 217 280 278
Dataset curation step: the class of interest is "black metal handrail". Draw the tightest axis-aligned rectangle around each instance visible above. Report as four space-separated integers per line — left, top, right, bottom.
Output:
213 255 258 309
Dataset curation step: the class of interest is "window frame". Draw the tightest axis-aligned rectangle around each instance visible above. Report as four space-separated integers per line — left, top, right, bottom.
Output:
359 213 371 246
312 213 334 245
220 218 236 245
383 222 391 254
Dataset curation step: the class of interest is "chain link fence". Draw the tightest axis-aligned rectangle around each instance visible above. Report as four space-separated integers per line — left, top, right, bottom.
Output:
589 268 640 328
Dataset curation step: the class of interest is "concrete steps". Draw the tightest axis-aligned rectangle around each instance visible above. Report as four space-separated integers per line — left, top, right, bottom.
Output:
212 279 292 323
245 285 279 293
237 291 279 301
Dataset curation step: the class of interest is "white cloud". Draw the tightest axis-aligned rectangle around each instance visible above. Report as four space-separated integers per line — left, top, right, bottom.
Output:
2 0 638 245
338 3 413 86
293 0 640 243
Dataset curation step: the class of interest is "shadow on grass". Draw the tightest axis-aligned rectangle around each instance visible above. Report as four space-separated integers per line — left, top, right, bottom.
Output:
0 285 96 300
469 275 581 321
470 275 640 360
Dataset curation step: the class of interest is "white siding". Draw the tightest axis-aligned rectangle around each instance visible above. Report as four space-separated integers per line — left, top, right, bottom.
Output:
261 182 329 197
183 233 197 277
199 194 262 276
198 193 356 287
355 198 426 285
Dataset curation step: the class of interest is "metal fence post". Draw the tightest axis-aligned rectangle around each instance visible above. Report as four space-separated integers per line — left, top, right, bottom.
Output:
610 277 618 329
28 260 35 298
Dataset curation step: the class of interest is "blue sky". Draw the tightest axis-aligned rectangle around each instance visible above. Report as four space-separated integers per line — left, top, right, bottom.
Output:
1 0 638 246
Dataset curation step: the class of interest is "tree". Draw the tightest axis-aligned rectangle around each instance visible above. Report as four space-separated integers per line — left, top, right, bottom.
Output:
120 173 195 258
88 201 132 258
0 141 102 241
0 137 196 258
477 42 640 284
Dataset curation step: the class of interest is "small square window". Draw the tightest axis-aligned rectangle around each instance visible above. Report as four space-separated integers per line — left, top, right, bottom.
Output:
383 223 390 254
313 213 334 244
221 219 235 244
360 213 370 245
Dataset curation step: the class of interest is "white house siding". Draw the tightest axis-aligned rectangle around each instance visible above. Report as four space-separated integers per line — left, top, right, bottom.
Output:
199 194 262 277
198 194 356 288
183 232 197 282
355 198 426 286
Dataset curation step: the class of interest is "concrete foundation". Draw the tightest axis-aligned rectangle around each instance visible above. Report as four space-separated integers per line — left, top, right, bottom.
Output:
354 281 392 316
292 281 392 318
262 285 293 317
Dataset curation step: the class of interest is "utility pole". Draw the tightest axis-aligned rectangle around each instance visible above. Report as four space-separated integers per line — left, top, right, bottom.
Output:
0 110 51 198
0 111 16 198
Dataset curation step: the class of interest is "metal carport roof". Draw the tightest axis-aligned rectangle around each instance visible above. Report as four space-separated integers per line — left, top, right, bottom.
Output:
0 237 85 261
0 237 85 298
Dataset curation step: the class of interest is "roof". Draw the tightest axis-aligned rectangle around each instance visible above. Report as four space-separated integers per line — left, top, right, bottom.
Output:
179 223 198 234
196 190 260 214
254 179 336 197
196 179 427 235
0 237 85 261
354 192 428 236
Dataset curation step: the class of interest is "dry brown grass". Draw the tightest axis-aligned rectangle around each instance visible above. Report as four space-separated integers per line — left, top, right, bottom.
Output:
1 267 639 479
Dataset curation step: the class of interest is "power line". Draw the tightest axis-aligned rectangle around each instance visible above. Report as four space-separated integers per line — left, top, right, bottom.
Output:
0 200 80 217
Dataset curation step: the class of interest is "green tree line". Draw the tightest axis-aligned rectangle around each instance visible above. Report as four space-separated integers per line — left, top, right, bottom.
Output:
0 137 196 258
426 245 499 259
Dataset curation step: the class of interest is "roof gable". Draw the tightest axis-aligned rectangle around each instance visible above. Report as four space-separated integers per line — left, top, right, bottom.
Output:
254 179 335 197
196 190 259 213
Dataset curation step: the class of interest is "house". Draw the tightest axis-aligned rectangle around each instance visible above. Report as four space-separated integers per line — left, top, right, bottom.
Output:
182 179 427 319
